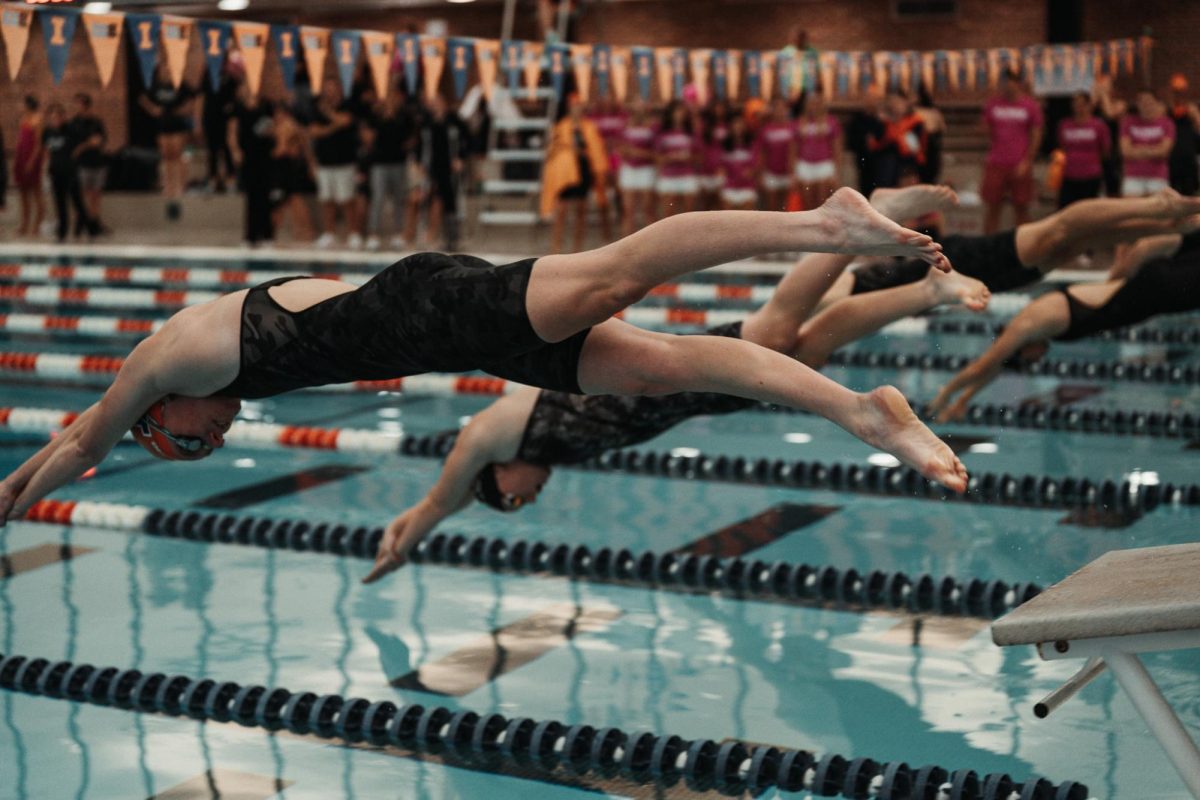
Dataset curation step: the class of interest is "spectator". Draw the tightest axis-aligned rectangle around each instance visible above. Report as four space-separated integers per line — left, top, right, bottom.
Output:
794 90 842 210
351 85 378 249
1120 89 1175 196
1093 75 1127 197
203 64 238 193
138 60 196 221
1165 73 1200 196
69 93 106 238
914 85 946 184
845 86 885 196
587 96 627 234
755 96 794 212
309 78 362 249
541 92 609 253
41 103 88 243
13 95 45 238
228 85 276 247
719 112 756 210
980 70 1043 233
1056 92 1110 208
655 99 699 216
696 102 729 211
415 93 468 250
869 88 926 190
617 99 657 236
270 103 314 242
365 88 416 251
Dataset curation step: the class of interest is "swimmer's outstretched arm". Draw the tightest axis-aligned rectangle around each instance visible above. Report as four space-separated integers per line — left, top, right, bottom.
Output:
363 392 532 584
1108 234 1183 281
929 292 1072 422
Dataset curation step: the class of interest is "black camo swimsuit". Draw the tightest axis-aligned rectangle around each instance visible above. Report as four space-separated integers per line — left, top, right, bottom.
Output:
516 322 755 465
218 253 591 398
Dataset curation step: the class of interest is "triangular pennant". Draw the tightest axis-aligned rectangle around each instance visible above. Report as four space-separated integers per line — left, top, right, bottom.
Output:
447 37 474 99
301 27 330 94
712 50 728 102
232 22 268 98
362 31 394 98
198 20 231 90
420 36 446 102
160 16 192 90
82 11 123 89
819 52 835 101
1 6 33 81
500 39 522 90
726 49 740 100
395 33 420 96
654 47 673 100
592 43 611 99
125 13 161 90
631 47 653 101
271 24 300 93
761 53 776 100
548 42 568 100
475 39 500 101
689 48 710 105
330 30 360 99
744 51 761 99
39 7 78 86
610 46 629 102
570 43 592 101
670 48 686 99
521 41 542 100
777 51 793 101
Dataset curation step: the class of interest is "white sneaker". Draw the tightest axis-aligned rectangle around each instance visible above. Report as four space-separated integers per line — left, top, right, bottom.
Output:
389 235 408 250
316 232 336 250
347 233 364 250
365 235 381 251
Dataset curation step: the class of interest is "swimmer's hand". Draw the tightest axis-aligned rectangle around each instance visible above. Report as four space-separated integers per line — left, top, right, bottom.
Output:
929 363 999 423
362 510 420 584
0 482 14 528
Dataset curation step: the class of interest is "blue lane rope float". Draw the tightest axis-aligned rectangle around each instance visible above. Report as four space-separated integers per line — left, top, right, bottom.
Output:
0 652 1088 800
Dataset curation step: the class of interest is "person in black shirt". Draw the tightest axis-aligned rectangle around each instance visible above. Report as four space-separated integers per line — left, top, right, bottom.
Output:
41 104 88 243
203 68 238 193
68 93 105 238
228 86 276 246
309 78 362 249
364 88 416 250
845 87 886 196
415 93 468 250
138 60 196 221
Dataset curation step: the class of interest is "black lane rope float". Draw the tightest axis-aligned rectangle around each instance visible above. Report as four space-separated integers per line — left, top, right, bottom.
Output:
927 316 1200 345
22 501 1041 621
823 349 1200 386
0 652 1088 800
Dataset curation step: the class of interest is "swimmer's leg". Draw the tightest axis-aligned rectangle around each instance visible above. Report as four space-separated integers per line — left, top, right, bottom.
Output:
525 187 945 343
576 319 967 492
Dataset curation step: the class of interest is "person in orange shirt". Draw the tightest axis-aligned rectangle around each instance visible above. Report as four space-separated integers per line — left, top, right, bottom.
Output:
541 92 609 253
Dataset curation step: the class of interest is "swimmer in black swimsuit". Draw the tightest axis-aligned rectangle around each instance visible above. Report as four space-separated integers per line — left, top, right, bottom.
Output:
929 231 1200 422
1 187 957 528
816 188 1200 306
364 186 991 583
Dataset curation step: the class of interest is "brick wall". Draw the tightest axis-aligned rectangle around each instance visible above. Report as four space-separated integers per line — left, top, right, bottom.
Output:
1083 0 1200 95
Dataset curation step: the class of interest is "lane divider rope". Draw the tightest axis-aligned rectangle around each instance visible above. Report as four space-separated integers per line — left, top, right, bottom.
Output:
0 651 1086 800
19 500 1042 621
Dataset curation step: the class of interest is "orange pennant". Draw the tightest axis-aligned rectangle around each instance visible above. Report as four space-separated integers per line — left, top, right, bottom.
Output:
161 16 193 90
233 22 269 98
361 31 393 99
570 43 592 101
690 49 710 105
760 52 775 100
82 11 123 89
820 52 835 101
300 26 329 93
1 5 33 81
475 39 499 101
522 41 542 100
421 36 446 101
726 49 740 101
610 46 629 102
655 47 673 101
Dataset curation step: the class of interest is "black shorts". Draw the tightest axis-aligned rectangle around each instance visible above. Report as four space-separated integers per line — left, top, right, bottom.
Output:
158 115 192 135
1058 177 1102 209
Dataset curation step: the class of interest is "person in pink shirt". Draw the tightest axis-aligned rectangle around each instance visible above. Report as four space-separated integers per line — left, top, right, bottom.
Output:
720 113 757 209
587 97 626 242
981 70 1044 233
617 100 657 235
655 100 699 216
697 100 730 210
755 97 795 211
1056 92 1111 208
794 91 843 210
1120 89 1176 196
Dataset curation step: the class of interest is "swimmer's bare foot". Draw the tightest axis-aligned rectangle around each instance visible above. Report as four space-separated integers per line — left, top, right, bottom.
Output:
1176 213 1200 235
869 184 959 222
851 386 969 493
817 187 949 270
924 267 990 312
1153 186 1200 217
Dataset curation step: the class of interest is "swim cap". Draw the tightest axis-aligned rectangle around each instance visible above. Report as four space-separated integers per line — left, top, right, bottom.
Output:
471 464 524 513
130 398 212 461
